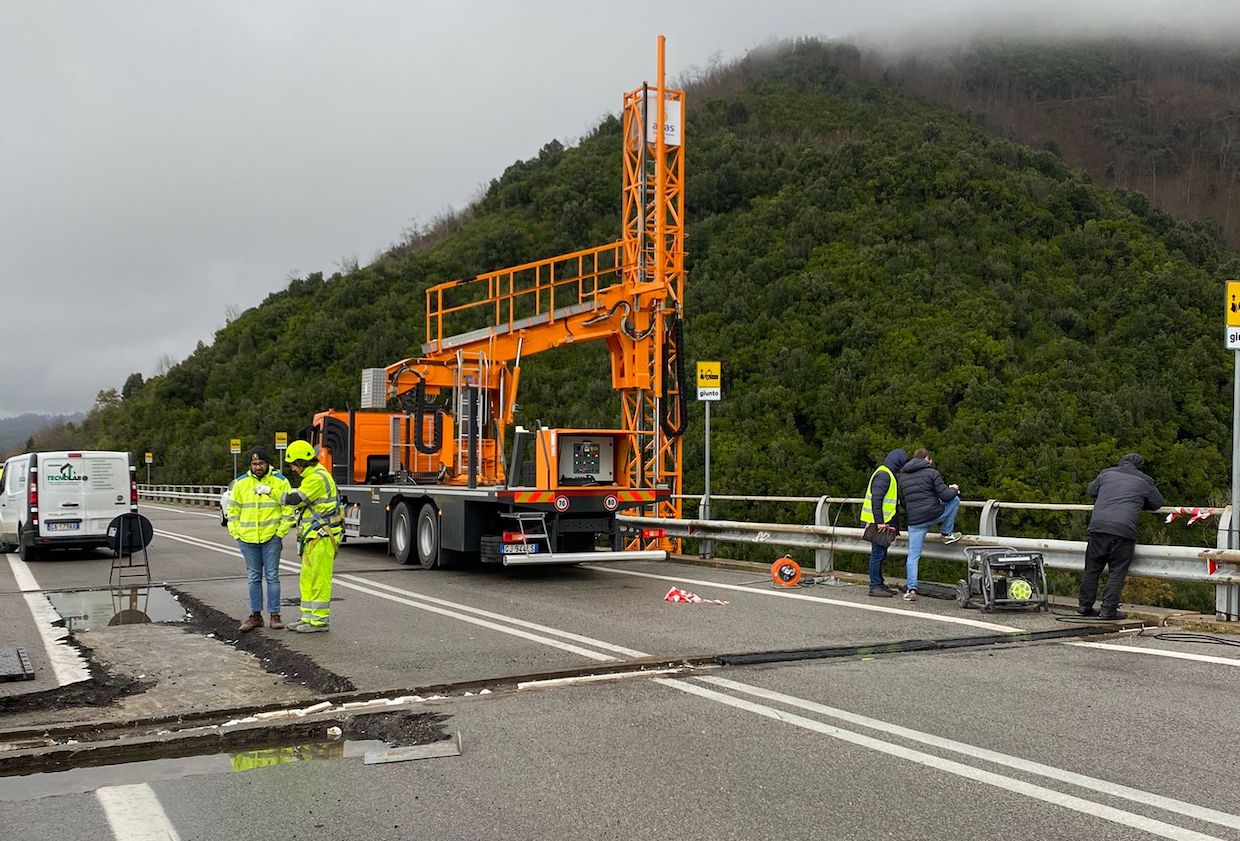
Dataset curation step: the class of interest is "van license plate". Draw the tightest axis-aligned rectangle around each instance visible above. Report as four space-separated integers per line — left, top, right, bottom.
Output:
501 543 538 554
46 521 80 532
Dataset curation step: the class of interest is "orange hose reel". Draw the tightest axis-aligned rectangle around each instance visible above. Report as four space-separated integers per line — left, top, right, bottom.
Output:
770 555 802 587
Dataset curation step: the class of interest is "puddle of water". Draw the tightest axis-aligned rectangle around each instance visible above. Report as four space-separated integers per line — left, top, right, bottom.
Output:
45 586 189 632
0 739 390 801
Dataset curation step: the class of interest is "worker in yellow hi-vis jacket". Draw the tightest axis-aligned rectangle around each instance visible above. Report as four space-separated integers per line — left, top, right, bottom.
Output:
281 440 343 633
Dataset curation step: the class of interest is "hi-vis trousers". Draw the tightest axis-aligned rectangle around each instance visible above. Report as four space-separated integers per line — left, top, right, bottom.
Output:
298 536 337 627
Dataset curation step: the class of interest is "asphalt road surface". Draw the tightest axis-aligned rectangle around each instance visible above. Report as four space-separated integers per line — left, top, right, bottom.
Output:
2 503 1238 841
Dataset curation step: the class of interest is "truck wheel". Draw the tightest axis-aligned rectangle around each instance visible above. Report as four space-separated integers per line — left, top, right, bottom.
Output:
416 503 440 570
391 502 416 565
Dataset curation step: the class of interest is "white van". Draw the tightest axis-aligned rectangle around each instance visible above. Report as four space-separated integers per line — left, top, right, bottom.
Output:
0 451 136 560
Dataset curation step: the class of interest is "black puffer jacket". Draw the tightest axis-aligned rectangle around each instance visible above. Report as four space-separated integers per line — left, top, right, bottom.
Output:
899 459 959 527
1087 453 1164 540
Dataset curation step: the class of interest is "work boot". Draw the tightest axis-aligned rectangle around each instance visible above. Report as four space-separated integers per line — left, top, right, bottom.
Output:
868 586 894 598
1098 610 1126 620
268 613 284 630
1077 606 1099 617
239 612 263 632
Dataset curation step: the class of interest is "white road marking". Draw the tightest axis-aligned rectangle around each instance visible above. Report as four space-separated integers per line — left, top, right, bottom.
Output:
698 675 1240 832
144 524 1239 838
659 677 1229 841
336 573 648 658
582 564 1024 632
6 555 89 684
96 784 183 841
8 557 180 840
1066 641 1240 667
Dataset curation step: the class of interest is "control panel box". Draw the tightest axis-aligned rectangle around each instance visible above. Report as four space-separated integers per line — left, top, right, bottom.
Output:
558 434 615 483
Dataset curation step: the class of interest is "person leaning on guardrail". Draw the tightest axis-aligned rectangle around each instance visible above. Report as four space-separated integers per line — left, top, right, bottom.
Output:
899 448 962 602
861 448 908 598
1078 453 1164 620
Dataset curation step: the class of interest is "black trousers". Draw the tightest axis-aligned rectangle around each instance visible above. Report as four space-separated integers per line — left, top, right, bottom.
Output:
1079 533 1135 612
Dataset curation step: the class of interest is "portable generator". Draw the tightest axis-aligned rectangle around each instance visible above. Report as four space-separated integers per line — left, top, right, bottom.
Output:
956 546 1049 612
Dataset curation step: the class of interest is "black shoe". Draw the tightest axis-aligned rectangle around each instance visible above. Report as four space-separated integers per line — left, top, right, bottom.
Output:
868 586 894 598
1098 611 1126 620
1077 607 1099 617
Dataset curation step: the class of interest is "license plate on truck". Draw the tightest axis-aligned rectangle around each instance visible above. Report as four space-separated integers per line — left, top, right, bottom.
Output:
501 543 539 555
46 521 80 532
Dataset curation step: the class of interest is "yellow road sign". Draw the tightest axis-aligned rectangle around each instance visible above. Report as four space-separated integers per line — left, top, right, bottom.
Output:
144 452 152 464
1228 281 1240 349
230 438 241 454
275 431 288 449
697 361 721 401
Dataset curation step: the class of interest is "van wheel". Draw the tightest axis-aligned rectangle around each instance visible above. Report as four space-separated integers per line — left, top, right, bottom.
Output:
391 502 415 565
18 540 40 562
416 503 439 570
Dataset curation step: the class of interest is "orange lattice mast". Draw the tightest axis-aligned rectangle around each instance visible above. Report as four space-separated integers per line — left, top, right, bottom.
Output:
619 35 686 531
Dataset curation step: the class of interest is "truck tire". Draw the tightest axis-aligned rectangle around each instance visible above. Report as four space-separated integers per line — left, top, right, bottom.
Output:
391 502 416 565
416 503 440 570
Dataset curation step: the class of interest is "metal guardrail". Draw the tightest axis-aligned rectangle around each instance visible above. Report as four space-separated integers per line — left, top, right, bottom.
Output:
141 485 227 506
139 486 1239 621
625 494 1240 622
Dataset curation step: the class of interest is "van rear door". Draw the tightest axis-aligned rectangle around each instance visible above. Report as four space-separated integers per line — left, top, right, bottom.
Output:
38 452 131 539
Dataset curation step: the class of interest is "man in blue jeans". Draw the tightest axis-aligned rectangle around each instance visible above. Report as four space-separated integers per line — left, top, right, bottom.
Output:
899 449 962 601
861 448 908 597
226 447 292 632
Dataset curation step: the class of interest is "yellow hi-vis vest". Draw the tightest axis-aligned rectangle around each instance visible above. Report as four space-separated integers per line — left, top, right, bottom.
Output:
860 465 898 524
292 465 343 542
227 471 292 543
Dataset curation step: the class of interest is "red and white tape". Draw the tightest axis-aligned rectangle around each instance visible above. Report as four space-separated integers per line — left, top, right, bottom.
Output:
1164 506 1213 525
664 586 727 606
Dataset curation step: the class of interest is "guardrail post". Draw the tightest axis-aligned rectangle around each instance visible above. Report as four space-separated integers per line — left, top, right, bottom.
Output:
1218 506 1238 621
979 499 999 537
814 495 833 572
698 497 713 560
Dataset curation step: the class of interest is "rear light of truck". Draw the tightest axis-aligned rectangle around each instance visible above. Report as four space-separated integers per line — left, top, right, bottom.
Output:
641 527 665 539
502 531 526 543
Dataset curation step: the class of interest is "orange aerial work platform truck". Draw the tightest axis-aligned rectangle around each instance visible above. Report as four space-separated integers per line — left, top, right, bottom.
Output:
307 37 686 568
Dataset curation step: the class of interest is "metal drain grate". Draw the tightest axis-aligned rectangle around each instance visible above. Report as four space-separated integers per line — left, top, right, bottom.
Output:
0 647 35 682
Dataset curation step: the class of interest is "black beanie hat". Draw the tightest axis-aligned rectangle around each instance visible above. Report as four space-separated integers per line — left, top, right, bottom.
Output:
249 446 273 465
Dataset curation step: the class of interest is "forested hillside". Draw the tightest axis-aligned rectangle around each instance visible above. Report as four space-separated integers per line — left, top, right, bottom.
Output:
58 38 1238 513
854 38 1240 247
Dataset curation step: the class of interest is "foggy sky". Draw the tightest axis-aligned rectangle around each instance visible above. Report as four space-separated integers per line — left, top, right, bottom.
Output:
2 0 1238 418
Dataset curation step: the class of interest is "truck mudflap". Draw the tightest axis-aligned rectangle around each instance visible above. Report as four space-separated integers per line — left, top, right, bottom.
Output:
501 548 667 567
